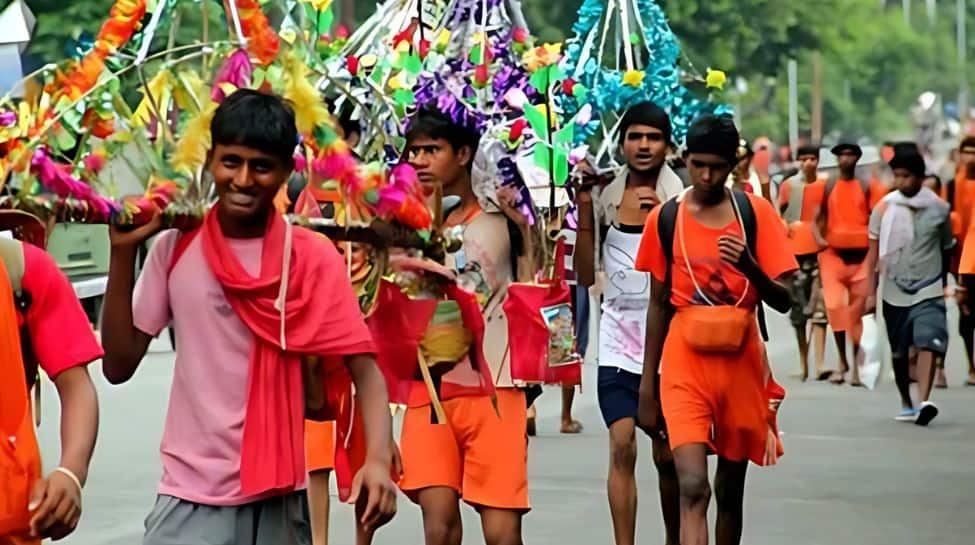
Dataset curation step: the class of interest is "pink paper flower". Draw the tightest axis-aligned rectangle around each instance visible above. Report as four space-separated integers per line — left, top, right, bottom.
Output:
211 49 253 102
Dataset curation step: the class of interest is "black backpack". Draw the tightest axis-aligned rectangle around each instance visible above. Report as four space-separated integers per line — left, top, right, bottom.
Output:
656 191 770 341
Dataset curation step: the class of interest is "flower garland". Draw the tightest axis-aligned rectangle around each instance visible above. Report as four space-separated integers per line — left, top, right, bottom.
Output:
234 0 281 66
55 0 148 102
561 0 732 146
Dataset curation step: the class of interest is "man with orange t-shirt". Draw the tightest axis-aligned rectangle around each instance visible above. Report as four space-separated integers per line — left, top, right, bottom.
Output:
635 114 796 545
946 136 975 385
1 236 101 545
815 142 887 385
778 145 829 381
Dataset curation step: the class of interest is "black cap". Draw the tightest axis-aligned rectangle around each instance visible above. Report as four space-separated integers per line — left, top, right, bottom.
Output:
831 142 862 157
889 149 926 178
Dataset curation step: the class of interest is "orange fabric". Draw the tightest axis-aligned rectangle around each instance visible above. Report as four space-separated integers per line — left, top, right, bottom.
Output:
273 184 291 214
947 173 975 238
779 179 826 255
818 249 868 339
952 175 975 274
304 420 335 472
824 179 886 249
660 312 780 465
633 194 793 464
636 194 798 309
0 260 42 541
0 536 41 545
398 384 529 511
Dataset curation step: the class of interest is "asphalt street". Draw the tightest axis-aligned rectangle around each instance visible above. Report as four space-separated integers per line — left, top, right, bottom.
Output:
37 307 975 545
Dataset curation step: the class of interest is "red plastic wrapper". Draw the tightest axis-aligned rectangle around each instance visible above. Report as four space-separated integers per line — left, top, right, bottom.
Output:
503 240 582 386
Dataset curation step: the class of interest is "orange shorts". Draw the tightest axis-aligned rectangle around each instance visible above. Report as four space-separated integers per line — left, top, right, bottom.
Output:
304 420 335 473
660 311 779 466
818 248 869 338
0 532 39 545
398 384 530 511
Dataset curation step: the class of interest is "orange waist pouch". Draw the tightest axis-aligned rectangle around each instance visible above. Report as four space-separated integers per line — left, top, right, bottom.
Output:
675 306 754 353
826 228 869 250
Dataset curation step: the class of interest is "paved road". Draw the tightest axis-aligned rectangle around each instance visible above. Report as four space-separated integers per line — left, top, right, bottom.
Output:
38 309 975 545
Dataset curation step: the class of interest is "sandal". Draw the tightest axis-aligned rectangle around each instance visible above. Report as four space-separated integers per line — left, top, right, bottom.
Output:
816 370 833 381
560 420 583 434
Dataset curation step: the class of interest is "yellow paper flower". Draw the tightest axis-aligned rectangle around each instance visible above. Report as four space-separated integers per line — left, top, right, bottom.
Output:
522 42 563 73
622 70 645 87
535 103 558 128
436 29 451 49
706 68 727 90
300 0 333 10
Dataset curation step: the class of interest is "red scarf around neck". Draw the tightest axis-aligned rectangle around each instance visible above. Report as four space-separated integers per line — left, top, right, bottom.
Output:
198 207 375 496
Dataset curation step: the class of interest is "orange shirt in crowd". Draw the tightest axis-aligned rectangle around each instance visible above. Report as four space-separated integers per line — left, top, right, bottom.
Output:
945 170 975 240
778 178 826 256
824 178 887 250
636 193 798 309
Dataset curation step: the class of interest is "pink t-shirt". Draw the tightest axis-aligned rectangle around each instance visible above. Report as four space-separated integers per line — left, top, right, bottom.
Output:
18 242 103 377
133 229 276 506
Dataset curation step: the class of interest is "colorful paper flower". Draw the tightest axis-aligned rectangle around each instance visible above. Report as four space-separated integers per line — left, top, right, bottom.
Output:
622 69 645 87
522 43 563 73
211 49 253 102
706 68 727 90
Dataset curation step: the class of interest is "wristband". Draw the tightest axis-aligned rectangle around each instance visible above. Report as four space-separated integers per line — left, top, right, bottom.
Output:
52 467 83 495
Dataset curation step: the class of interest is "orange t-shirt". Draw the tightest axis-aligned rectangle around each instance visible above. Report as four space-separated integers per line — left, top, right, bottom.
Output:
946 175 975 239
635 194 798 310
824 178 886 250
778 178 826 255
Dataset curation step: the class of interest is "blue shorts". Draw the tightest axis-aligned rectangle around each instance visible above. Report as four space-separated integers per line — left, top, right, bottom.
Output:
597 366 642 428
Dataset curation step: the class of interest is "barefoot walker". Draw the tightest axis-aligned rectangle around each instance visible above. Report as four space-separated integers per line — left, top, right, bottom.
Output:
636 115 796 545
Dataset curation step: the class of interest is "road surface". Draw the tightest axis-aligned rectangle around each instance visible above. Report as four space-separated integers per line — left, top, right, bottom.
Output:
37 309 975 545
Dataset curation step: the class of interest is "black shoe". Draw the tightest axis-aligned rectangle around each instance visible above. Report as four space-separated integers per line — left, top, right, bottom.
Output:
915 402 939 427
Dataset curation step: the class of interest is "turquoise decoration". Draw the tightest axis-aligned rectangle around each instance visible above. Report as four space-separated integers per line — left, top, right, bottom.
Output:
561 0 732 159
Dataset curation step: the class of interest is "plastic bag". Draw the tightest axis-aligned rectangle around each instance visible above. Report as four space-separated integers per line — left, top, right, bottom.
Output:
858 313 883 390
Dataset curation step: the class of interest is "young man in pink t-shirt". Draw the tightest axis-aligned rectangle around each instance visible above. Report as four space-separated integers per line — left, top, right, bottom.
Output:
100 90 397 545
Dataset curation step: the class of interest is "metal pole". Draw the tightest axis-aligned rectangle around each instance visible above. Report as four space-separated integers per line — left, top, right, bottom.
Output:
812 52 823 142
788 59 799 154
960 0 969 127
904 0 912 27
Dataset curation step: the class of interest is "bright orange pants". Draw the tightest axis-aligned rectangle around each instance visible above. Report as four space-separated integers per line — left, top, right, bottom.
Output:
818 248 869 341
398 384 530 511
660 311 780 466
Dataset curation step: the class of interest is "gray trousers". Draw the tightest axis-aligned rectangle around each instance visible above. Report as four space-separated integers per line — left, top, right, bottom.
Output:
143 493 311 545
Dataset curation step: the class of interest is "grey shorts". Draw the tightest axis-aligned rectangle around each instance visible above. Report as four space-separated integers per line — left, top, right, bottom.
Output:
883 298 949 360
143 493 311 545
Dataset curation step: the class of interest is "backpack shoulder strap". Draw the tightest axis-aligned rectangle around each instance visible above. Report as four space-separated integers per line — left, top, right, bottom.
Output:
731 191 758 256
730 192 770 341
656 197 679 316
658 198 679 272
781 177 806 223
